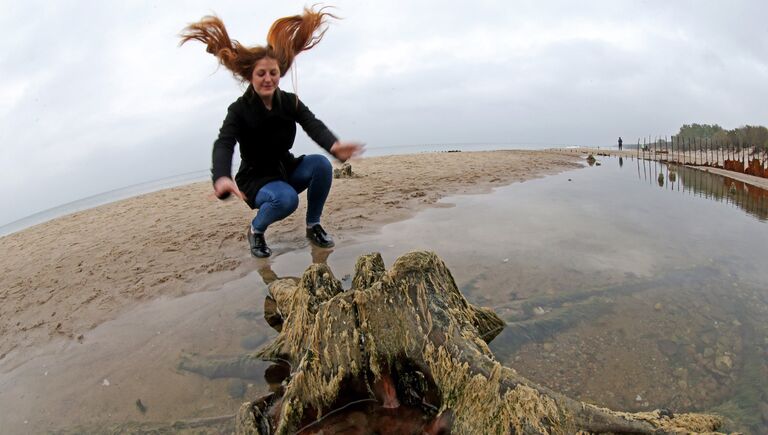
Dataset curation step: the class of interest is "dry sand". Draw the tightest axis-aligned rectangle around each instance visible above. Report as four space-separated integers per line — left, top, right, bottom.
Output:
0 150 583 360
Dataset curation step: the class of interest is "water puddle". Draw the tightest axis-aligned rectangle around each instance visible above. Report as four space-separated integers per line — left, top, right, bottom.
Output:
1 156 767 433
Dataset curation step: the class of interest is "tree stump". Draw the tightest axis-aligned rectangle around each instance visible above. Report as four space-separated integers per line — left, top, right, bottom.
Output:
333 162 354 179
202 251 724 434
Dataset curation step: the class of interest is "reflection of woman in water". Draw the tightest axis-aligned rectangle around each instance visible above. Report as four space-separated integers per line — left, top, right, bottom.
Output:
180 7 363 258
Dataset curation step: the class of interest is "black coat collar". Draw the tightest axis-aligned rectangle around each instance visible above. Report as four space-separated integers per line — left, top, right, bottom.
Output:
244 84 283 114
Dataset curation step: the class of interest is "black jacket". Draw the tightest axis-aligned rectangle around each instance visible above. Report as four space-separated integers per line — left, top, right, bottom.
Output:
212 85 338 207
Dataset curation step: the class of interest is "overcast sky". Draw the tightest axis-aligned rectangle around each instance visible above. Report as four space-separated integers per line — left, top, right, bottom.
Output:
1 0 767 226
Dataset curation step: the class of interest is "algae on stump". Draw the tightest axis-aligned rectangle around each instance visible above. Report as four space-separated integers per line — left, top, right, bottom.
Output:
230 251 723 434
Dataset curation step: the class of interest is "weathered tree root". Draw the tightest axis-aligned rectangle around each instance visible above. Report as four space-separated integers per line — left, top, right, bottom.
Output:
228 251 723 434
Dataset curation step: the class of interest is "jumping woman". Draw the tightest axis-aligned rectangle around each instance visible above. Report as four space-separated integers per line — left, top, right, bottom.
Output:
180 6 363 258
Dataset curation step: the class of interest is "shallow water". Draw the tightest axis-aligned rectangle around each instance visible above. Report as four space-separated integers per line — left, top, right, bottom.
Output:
1 156 767 433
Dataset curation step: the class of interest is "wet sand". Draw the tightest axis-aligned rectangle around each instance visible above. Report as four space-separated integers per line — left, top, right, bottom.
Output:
0 150 581 360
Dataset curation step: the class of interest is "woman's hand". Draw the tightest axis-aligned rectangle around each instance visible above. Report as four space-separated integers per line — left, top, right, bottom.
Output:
213 177 246 201
330 141 365 162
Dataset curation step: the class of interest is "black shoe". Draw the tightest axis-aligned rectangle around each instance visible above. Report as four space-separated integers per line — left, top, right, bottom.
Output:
248 229 272 258
306 224 335 248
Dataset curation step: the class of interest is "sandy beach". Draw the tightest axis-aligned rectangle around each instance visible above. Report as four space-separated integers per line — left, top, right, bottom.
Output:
0 150 582 360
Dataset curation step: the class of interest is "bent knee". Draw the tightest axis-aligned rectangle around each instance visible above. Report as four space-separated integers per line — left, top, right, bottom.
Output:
305 154 332 174
276 192 299 215
262 190 299 217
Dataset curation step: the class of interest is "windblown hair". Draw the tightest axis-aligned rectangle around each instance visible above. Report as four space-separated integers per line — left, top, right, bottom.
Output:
179 6 337 82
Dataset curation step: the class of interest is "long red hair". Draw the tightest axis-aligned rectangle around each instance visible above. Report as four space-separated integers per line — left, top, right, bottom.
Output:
179 6 337 82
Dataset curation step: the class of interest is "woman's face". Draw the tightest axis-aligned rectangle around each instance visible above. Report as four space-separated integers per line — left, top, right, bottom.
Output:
251 57 280 102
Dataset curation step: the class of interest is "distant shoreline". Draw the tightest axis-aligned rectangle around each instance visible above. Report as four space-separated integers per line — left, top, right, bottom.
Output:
0 143 599 235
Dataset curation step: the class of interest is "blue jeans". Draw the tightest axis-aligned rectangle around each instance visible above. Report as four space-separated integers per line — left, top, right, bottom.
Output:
251 154 332 233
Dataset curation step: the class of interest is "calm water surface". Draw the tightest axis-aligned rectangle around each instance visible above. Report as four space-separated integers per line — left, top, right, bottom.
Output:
1 156 767 433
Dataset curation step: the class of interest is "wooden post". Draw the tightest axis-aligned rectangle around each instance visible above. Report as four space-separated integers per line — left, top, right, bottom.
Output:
743 141 746 170
729 142 732 162
697 137 701 165
689 137 693 164
705 138 709 165
696 137 700 165
672 135 676 164
718 141 722 168
692 137 696 165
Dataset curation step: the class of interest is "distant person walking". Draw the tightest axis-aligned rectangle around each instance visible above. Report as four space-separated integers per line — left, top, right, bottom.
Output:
618 137 623 151
180 6 363 258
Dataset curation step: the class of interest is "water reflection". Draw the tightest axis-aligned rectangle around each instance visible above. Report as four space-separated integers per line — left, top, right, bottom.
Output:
637 158 768 221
